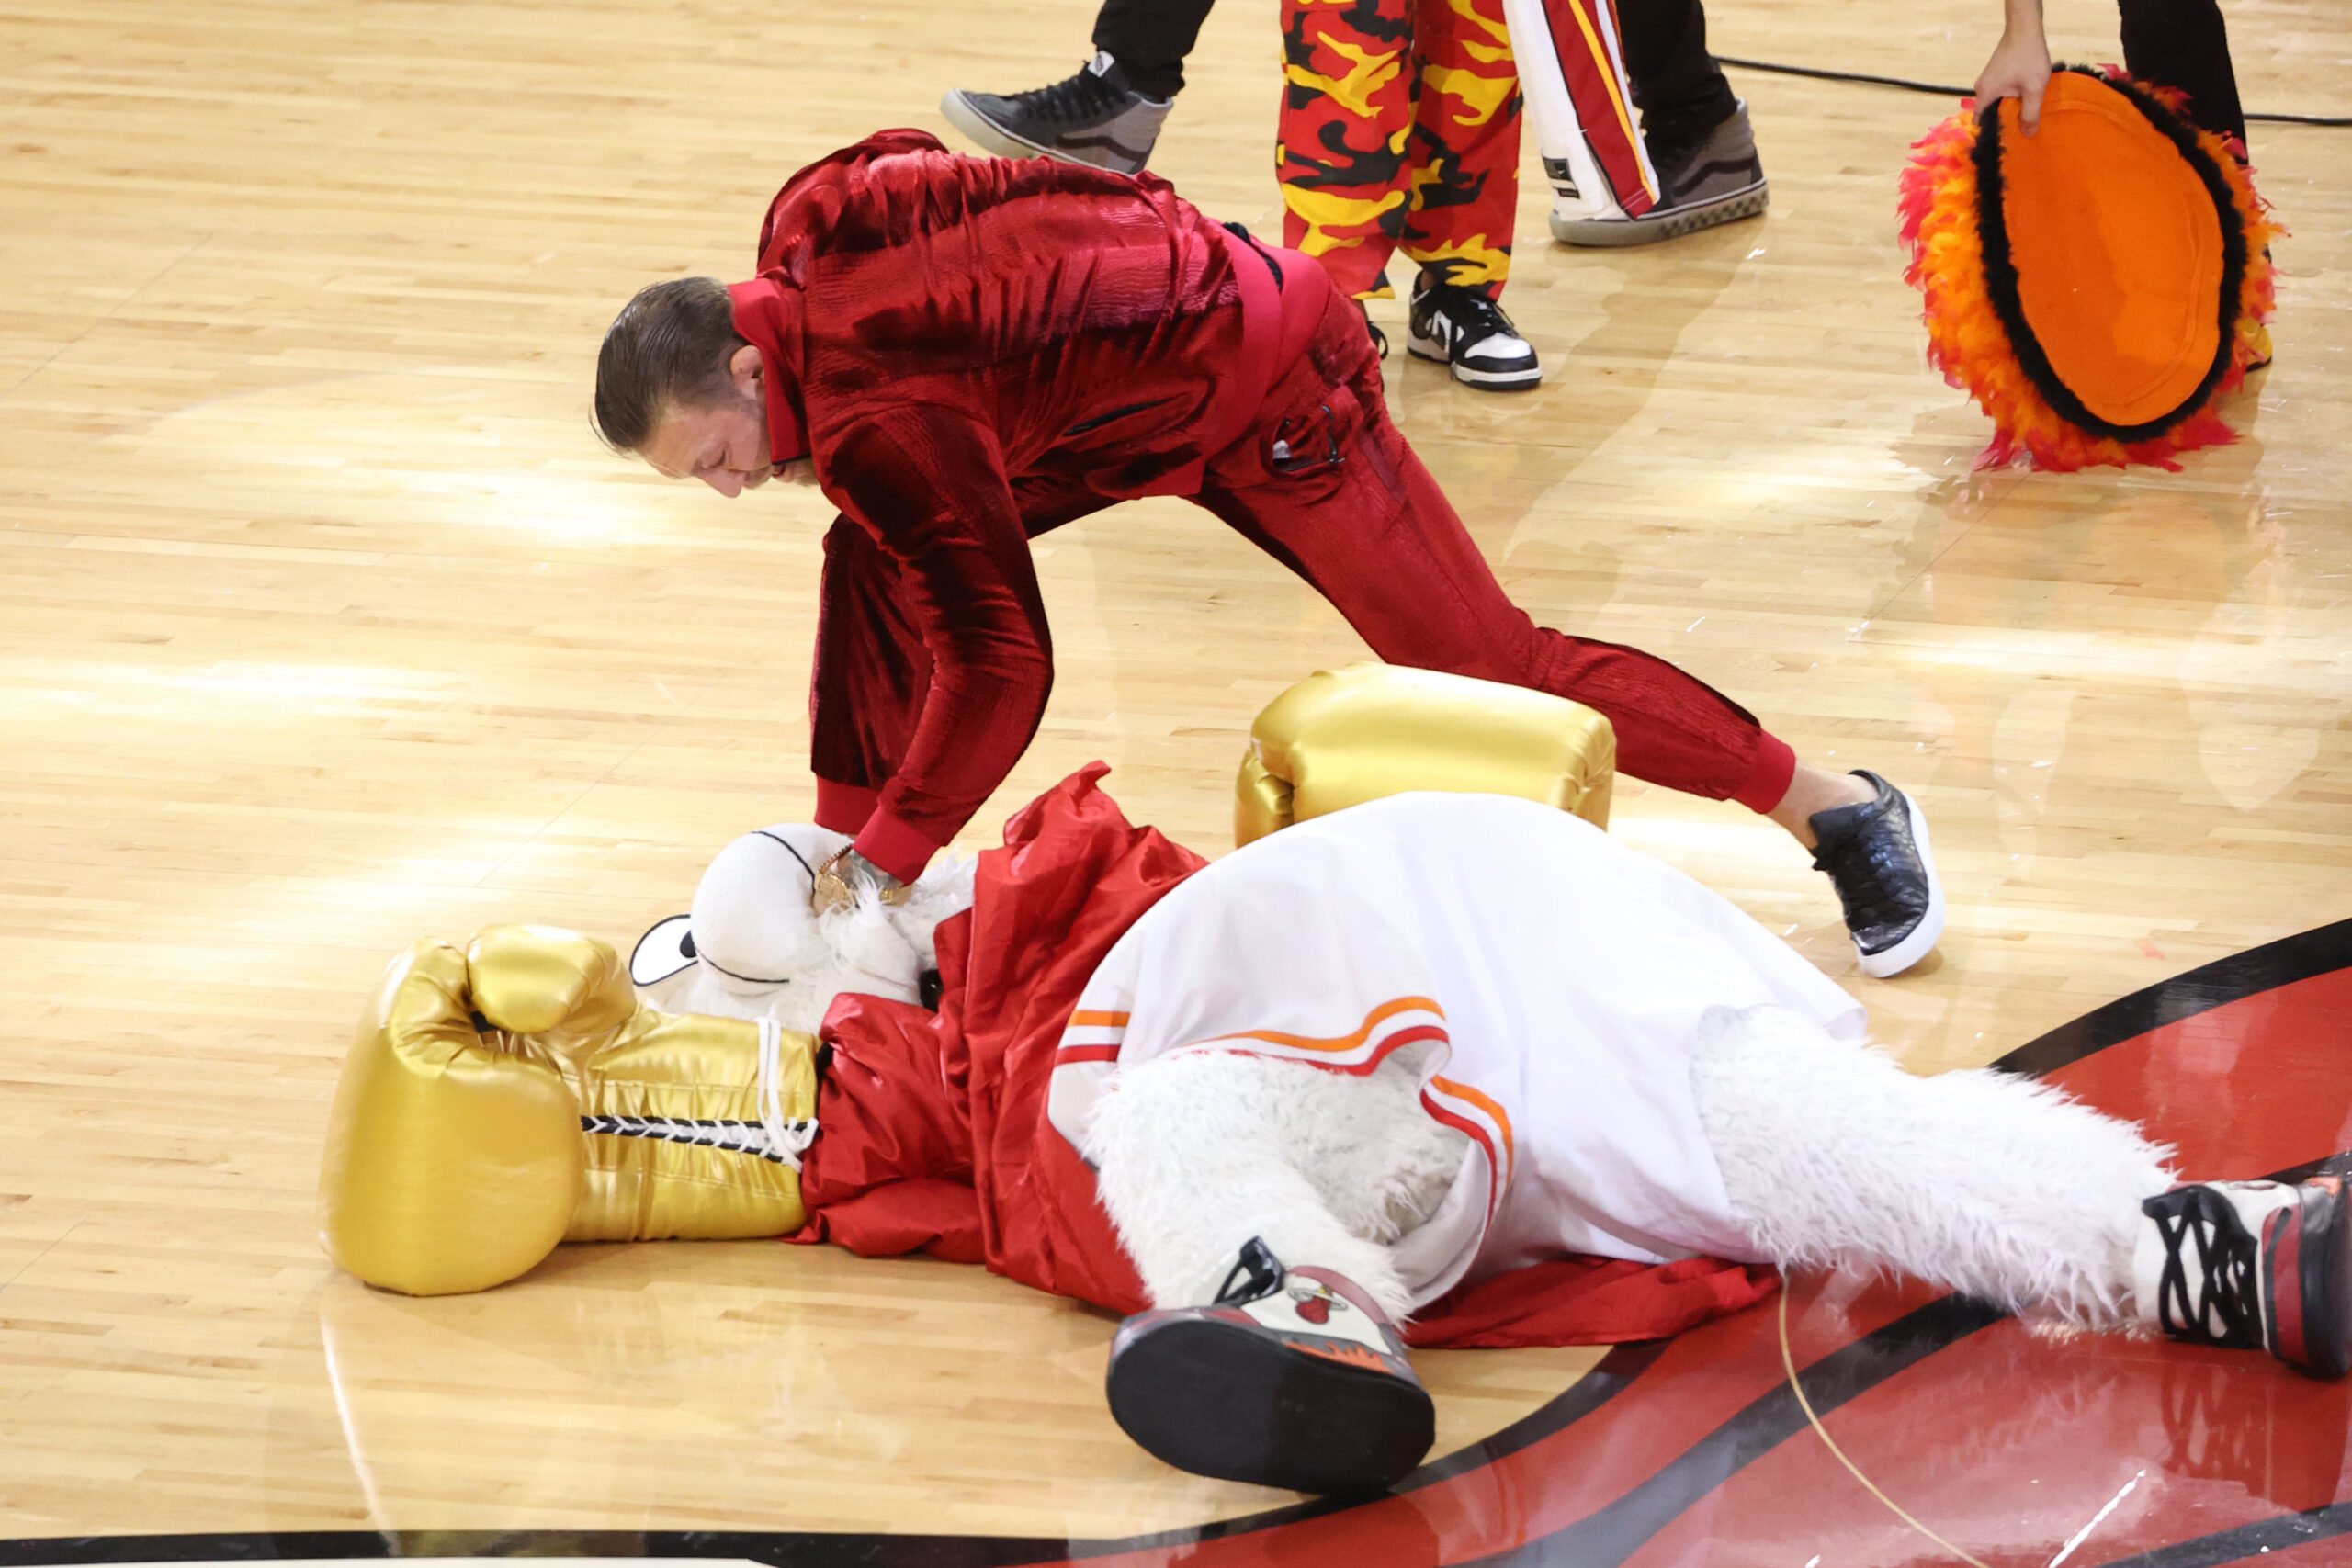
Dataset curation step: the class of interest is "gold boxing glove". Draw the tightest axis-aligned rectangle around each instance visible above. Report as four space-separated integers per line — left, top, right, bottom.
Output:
319 924 818 1296
1238 662 1616 846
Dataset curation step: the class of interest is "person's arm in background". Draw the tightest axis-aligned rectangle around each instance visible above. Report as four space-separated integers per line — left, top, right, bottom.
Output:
1974 0 2054 131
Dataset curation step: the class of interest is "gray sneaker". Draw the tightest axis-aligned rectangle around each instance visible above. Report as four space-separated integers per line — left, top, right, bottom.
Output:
941 51 1173 176
1553 99 1768 247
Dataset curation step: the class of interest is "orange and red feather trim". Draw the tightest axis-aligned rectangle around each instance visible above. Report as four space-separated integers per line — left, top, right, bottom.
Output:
1897 67 2280 472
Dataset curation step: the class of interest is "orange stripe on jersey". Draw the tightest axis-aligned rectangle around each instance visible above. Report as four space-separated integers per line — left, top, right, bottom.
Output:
1055 1043 1123 1064
1429 1073 1515 1170
1067 1010 1131 1028
1215 995 1446 1054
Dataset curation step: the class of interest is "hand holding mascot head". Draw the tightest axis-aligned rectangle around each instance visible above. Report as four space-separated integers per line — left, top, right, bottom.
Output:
631 823 974 1032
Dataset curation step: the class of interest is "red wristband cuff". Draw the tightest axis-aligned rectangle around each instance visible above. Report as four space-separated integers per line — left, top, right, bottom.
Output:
1732 732 1800 815
814 778 881 837
853 809 944 884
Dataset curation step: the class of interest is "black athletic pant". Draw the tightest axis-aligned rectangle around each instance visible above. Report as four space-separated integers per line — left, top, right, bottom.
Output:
1617 0 1739 156
1092 0 1216 99
2120 0 2245 143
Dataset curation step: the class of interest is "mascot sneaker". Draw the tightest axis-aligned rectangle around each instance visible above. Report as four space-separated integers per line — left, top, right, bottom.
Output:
941 52 1171 176
1105 1238 1435 1495
1808 770 1944 978
2138 1168 2352 1379
1407 276 1541 390
1553 101 1770 247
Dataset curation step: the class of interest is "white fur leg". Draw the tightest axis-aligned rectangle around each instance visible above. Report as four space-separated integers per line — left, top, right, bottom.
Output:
1691 1005 2175 1328
1082 1050 1465 1318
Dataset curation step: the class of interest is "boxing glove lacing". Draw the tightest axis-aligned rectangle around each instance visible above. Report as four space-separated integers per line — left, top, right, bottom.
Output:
755 1017 820 1167
575 1019 819 1168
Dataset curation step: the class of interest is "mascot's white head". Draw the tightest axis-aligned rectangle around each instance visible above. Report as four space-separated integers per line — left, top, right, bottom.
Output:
628 825 977 1033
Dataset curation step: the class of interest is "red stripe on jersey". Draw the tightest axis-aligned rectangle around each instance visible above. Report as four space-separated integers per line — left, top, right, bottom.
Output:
1544 0 1657 215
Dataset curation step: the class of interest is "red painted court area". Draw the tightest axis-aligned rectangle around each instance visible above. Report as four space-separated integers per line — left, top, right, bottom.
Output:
1069 938 2352 1568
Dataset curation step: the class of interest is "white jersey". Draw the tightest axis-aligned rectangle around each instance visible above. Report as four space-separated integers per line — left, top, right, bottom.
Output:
1046 793 1864 1308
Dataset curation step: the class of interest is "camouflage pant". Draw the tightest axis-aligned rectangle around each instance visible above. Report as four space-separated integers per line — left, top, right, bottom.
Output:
1278 0 1524 299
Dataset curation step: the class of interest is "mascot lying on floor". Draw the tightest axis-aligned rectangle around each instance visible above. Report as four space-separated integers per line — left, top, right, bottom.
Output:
319 664 2352 1497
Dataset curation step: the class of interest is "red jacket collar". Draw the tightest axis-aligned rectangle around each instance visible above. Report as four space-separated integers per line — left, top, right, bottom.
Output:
729 129 950 471
727 276 809 468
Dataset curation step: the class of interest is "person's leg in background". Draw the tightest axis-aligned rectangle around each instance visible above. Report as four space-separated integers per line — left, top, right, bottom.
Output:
2117 0 2246 144
939 0 1216 175
1394 0 1545 389
1276 0 1418 354
1555 0 1769 246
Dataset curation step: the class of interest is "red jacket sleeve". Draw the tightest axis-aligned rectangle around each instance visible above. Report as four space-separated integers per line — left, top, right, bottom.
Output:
819 404 1054 881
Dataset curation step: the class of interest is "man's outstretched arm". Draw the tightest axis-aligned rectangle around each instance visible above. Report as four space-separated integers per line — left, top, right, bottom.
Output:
815 407 1057 883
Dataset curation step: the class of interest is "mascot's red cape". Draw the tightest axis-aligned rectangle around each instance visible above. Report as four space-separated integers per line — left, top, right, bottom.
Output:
786 764 1777 1348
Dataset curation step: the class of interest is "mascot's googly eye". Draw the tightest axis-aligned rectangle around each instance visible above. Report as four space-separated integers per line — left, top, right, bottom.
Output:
630 913 695 986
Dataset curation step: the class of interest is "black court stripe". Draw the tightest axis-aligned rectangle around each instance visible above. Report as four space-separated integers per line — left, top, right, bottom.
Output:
1995 915 2352 1077
2089 1500 2352 1567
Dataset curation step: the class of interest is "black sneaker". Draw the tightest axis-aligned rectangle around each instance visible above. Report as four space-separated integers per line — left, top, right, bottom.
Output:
1554 100 1769 248
1807 770 1944 978
940 51 1172 176
1406 275 1540 390
2137 1166 2352 1380
1104 1237 1435 1495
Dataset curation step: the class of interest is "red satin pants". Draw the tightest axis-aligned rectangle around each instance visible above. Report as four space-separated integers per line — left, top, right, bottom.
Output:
809 265 1795 828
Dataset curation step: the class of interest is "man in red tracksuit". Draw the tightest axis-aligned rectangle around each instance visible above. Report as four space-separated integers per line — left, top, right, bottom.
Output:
591 129 1944 977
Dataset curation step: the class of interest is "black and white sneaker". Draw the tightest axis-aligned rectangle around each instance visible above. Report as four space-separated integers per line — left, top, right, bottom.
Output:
1554 100 1769 248
2137 1166 2352 1380
1808 770 1944 978
1406 275 1541 389
940 52 1172 176
1104 1238 1435 1495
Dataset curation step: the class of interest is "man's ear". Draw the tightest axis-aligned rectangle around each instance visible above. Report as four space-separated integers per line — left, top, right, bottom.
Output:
729 344 764 402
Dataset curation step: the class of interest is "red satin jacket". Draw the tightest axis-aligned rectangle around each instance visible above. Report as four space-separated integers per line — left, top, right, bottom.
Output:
727 130 1294 879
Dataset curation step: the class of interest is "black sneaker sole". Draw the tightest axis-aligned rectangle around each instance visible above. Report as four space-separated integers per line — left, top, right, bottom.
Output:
1105 1315 1435 1495
938 91 1144 172
2268 1165 2352 1379
1551 181 1769 248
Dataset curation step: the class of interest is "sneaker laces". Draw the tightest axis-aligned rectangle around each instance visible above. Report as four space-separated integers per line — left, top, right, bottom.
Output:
2148 1187 2264 1348
1808 792 1922 936
1213 1237 1286 1307
1005 58 1126 125
1428 286 1521 339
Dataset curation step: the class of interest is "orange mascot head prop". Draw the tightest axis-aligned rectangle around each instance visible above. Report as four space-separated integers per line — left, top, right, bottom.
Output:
1899 67 2280 472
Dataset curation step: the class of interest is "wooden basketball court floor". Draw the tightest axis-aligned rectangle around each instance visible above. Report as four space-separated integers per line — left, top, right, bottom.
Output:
2 0 2348 1558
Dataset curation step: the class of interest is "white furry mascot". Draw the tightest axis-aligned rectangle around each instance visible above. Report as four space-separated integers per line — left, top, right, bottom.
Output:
338 788 2352 1499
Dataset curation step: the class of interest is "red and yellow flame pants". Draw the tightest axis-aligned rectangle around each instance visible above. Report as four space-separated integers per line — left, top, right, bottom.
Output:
1278 0 1524 299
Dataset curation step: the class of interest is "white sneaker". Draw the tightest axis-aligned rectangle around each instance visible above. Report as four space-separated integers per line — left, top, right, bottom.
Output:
1407 274 1542 390
2135 1166 2352 1379
1104 1237 1435 1493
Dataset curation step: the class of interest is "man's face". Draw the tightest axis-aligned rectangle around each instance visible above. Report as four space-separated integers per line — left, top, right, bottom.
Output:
641 344 776 498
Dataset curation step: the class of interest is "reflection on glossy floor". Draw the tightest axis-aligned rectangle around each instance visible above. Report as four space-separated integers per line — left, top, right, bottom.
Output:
2 0 2348 1552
